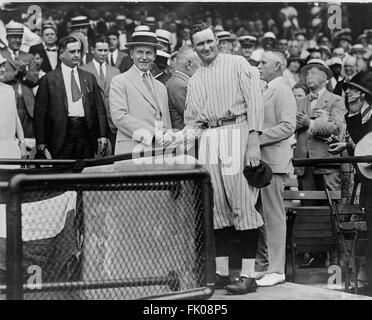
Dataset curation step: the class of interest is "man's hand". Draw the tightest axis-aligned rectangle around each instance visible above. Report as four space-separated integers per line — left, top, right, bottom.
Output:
296 112 310 128
19 142 27 159
97 137 108 155
327 141 347 155
15 62 28 78
155 128 174 148
245 131 260 167
310 109 329 119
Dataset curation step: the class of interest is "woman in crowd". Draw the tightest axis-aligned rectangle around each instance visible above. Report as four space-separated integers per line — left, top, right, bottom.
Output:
283 56 304 89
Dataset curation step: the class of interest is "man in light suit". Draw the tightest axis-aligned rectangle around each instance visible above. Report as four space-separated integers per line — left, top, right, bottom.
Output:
34 36 108 159
0 22 39 139
255 51 297 286
80 35 120 155
109 31 173 156
166 44 201 130
295 59 347 193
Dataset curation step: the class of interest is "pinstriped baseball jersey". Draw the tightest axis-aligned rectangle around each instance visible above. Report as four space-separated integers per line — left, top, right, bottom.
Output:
184 53 264 230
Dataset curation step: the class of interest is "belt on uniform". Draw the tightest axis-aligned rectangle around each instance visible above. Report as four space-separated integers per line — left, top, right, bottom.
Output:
68 117 85 122
199 114 247 129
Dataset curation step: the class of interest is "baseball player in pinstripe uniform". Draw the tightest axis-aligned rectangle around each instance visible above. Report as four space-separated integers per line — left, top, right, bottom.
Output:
180 23 264 295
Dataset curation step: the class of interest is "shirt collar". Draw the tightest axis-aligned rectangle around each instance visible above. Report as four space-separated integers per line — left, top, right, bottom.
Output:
133 64 151 77
61 62 78 74
93 58 106 69
267 76 283 89
43 42 57 51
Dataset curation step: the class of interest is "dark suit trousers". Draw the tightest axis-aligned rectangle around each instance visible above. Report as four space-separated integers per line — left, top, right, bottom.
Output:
55 117 93 159
17 96 34 138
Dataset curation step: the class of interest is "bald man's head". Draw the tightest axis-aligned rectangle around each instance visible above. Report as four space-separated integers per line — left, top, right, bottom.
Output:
175 45 202 77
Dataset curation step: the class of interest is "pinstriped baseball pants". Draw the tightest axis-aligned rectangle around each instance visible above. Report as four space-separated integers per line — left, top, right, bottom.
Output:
198 122 264 230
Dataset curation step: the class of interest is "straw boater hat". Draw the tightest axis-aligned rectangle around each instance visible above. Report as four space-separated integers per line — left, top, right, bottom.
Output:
5 21 24 36
155 29 171 45
238 35 257 47
70 16 90 28
354 132 372 179
300 58 333 80
216 31 234 42
124 31 163 50
134 25 150 32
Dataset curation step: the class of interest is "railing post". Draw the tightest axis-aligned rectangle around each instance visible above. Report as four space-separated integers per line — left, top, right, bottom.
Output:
200 172 215 292
6 180 23 300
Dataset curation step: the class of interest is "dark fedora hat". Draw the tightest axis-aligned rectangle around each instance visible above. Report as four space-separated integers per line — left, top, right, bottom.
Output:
343 70 372 97
125 31 163 50
243 160 273 189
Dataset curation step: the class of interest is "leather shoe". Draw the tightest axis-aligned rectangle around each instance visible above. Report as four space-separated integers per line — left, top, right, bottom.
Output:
214 273 231 289
225 276 257 295
256 273 285 287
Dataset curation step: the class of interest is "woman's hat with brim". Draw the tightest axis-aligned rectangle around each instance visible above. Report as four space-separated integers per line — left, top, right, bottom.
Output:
125 31 163 50
342 70 372 97
354 132 372 180
300 58 333 80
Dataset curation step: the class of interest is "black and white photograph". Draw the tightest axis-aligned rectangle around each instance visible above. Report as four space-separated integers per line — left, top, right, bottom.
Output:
1 0 372 307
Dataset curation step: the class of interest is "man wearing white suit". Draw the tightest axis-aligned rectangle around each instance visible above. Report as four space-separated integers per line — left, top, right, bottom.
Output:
109 31 173 156
255 51 297 286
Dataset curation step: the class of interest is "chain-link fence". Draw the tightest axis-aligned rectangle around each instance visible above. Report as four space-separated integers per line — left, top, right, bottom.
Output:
0 166 215 300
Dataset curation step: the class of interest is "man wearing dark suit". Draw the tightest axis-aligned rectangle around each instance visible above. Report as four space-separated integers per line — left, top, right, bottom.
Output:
165 45 201 130
0 22 39 138
29 22 59 74
295 59 347 192
107 30 130 73
80 35 120 155
34 36 108 159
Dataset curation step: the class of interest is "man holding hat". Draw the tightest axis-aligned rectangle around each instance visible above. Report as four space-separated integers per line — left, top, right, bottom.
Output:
0 21 39 139
109 31 172 155
216 31 235 55
328 71 372 295
29 22 59 73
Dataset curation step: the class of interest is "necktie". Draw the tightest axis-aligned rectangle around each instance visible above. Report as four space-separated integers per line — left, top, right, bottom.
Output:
13 50 19 60
309 92 319 101
46 47 57 52
143 72 153 92
71 69 81 102
110 53 115 66
143 73 161 113
99 63 105 84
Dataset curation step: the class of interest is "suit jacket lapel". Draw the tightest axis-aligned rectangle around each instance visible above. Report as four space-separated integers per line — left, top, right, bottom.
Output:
54 66 68 112
105 65 114 94
315 90 330 110
78 69 89 114
125 66 159 111
264 86 275 103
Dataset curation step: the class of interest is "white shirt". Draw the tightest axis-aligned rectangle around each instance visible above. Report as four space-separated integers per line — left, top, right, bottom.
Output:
43 43 58 70
61 62 85 117
92 59 107 78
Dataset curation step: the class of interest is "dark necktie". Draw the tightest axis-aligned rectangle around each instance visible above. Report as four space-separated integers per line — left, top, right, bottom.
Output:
99 63 105 84
46 47 57 52
13 50 19 60
110 53 115 66
71 69 81 102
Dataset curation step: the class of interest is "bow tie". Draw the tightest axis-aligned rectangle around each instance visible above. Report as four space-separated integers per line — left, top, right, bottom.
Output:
46 48 57 52
309 92 319 101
